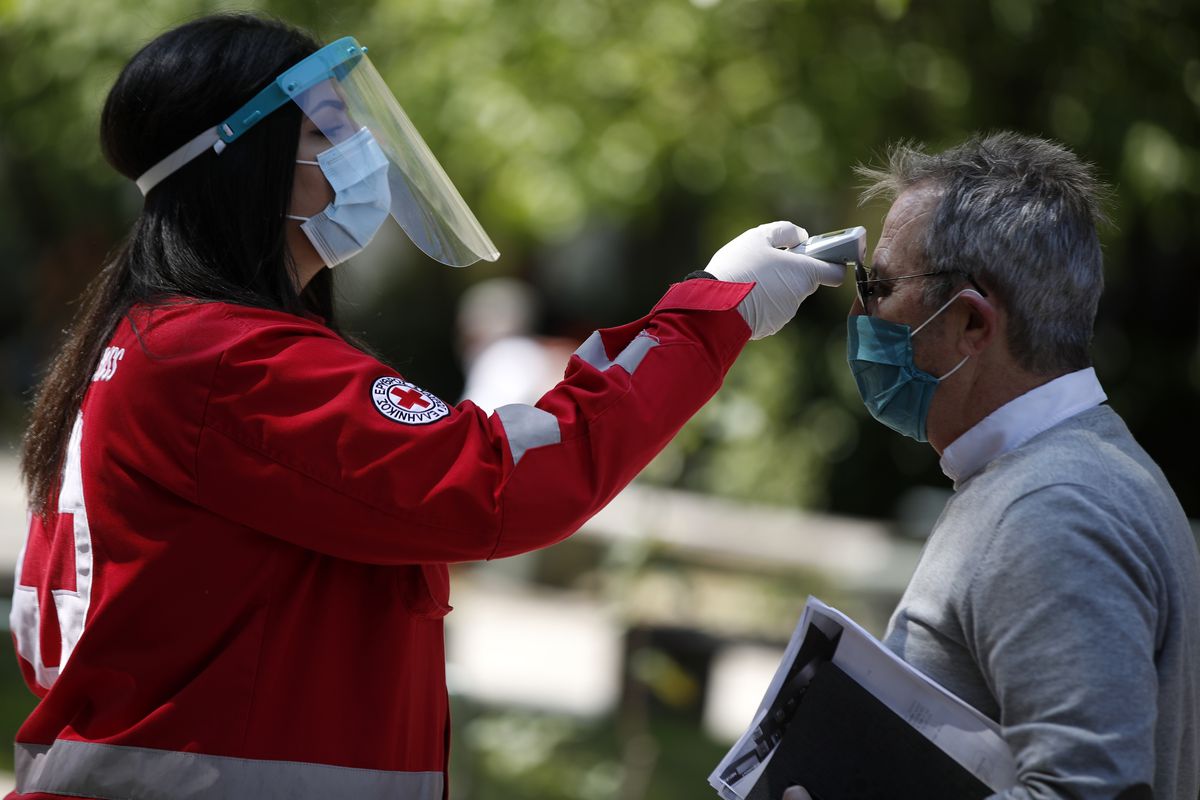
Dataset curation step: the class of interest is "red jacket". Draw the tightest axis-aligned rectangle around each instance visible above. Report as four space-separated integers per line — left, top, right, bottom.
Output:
8 278 752 799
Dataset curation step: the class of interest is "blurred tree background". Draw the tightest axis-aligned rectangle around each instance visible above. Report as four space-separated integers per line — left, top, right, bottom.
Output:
0 0 1197 796
1 0 1196 520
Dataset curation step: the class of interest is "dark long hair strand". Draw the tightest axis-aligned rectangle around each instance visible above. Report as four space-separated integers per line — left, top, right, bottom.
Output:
22 13 344 512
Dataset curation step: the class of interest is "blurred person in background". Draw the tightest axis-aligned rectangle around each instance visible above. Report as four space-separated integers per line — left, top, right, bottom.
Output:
456 277 575 413
788 132 1199 800
8 12 844 800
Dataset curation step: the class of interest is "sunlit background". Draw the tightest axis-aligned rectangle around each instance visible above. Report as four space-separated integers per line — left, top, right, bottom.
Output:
0 0 1197 797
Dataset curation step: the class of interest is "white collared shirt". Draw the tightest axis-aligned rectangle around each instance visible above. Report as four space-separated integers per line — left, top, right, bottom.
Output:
939 367 1108 485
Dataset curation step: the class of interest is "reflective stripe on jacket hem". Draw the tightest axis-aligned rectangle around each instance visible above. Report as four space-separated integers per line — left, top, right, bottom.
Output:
15 739 444 800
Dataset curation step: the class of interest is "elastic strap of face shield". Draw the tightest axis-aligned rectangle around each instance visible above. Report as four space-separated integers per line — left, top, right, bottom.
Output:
135 127 229 196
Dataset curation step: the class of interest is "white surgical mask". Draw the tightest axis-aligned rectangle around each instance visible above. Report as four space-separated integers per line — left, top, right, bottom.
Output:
287 126 392 267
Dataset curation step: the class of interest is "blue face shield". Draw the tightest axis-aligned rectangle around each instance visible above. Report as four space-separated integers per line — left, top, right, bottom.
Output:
134 37 498 268
846 290 980 442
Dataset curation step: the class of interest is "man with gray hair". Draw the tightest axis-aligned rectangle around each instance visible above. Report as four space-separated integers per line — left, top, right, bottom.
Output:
791 132 1199 800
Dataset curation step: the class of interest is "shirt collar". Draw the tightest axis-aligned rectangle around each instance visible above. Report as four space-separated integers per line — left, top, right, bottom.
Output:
939 367 1107 485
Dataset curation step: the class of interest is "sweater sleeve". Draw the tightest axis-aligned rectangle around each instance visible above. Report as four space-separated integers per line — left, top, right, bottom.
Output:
193 279 753 564
965 483 1159 800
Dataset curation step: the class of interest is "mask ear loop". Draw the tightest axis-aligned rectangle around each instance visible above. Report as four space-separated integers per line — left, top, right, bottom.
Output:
911 288 988 382
911 289 985 336
286 160 325 222
935 354 970 382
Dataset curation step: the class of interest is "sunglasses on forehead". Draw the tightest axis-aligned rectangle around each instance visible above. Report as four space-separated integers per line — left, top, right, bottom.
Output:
854 263 988 314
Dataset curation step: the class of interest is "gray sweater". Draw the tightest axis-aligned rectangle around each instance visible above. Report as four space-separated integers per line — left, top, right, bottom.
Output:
884 405 1200 800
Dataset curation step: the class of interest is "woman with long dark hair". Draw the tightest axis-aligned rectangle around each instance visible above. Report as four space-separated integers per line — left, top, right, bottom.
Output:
11 13 842 799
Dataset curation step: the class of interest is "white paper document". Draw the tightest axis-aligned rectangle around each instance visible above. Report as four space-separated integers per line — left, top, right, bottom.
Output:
708 596 1018 800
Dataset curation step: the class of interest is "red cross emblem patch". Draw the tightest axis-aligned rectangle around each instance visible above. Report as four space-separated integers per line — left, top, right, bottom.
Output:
371 377 449 425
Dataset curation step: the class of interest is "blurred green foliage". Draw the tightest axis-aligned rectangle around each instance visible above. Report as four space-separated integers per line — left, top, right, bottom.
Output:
0 0 1197 527
450 700 731 800
0 645 37 773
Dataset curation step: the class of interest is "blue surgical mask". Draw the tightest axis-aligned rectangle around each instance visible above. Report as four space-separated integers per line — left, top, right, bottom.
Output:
287 127 392 267
847 290 979 442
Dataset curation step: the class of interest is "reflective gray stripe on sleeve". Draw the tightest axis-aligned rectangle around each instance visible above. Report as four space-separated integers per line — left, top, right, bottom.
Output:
15 739 443 800
573 330 659 375
495 403 561 466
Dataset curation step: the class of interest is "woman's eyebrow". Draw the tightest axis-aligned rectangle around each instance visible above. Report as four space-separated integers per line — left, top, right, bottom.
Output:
308 98 347 114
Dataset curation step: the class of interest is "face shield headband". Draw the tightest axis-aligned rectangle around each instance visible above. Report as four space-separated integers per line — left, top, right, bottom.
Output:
134 37 499 268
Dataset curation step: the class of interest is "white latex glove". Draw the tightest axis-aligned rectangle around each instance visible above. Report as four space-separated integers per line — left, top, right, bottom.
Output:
781 787 813 800
704 221 846 340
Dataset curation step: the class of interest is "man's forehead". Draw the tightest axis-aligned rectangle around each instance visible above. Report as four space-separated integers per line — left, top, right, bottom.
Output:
889 185 939 221
875 185 939 270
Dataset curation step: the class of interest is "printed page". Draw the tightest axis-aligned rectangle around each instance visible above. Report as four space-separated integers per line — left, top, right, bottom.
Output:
708 597 1018 800
708 602 824 800
809 598 1018 792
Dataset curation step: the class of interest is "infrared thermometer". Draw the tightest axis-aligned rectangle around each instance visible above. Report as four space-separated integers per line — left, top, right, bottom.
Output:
788 226 867 266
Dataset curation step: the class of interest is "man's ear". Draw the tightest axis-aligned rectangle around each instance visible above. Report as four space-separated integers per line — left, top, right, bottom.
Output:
958 291 997 357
